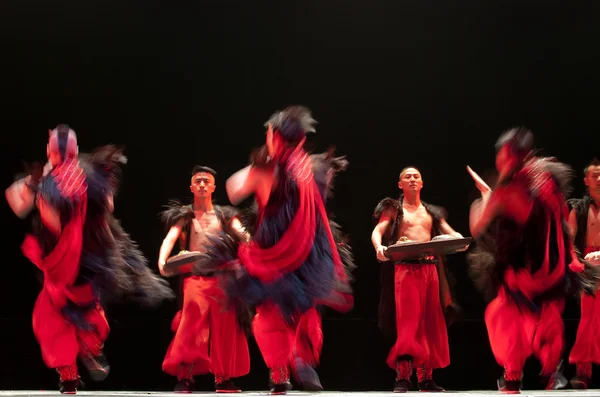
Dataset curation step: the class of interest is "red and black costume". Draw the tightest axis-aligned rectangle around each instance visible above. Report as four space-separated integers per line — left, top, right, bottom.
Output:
158 202 250 392
468 157 598 393
193 109 354 394
18 135 173 393
374 196 459 392
568 195 600 388
237 151 355 392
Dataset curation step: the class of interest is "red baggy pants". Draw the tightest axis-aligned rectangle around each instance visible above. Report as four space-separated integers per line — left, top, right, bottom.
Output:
386 263 450 370
162 276 250 379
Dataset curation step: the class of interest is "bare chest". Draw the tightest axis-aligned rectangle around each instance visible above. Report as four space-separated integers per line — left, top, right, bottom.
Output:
398 206 433 242
402 206 432 227
189 212 221 250
587 206 600 248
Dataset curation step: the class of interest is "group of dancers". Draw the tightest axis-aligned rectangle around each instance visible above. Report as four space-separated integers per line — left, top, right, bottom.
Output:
4 106 600 395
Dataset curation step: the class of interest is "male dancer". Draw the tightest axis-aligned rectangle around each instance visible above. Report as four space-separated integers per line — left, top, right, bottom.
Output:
5 125 173 394
568 158 600 389
371 166 464 393
192 106 354 395
238 149 355 392
158 166 250 393
467 127 597 393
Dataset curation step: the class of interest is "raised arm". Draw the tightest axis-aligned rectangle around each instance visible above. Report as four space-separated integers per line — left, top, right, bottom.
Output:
226 165 257 205
230 216 251 242
5 176 36 219
158 220 184 277
470 185 531 238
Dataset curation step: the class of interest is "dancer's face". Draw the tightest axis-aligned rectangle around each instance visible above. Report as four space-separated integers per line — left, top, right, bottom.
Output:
585 164 600 194
495 145 517 175
190 172 215 198
398 167 423 193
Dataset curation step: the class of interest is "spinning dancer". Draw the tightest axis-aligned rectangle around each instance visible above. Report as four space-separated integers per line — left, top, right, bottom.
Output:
467 127 598 394
5 125 173 394
371 166 465 393
568 158 600 389
158 166 250 393
192 106 354 395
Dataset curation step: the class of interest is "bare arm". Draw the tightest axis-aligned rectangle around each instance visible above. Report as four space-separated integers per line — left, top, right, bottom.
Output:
37 195 61 236
230 216 251 242
439 219 463 238
371 209 394 261
5 176 36 219
106 191 115 213
470 185 531 238
158 220 184 276
226 165 257 205
568 209 577 242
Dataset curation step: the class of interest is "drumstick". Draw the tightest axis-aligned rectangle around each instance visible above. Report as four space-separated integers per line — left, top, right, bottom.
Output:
467 165 492 192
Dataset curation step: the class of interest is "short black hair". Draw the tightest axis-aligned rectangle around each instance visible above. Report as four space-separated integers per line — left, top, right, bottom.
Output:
265 105 316 143
55 123 73 158
191 165 217 178
399 166 420 180
584 158 600 176
495 127 534 157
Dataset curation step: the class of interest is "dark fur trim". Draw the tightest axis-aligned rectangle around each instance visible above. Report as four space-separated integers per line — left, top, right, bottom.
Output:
238 203 260 237
159 200 194 231
537 157 574 199
329 219 356 284
106 217 175 306
215 205 241 229
80 145 127 195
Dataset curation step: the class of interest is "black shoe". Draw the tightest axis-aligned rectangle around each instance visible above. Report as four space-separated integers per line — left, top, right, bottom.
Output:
292 359 323 391
270 382 292 395
418 379 445 392
570 376 590 389
81 353 110 382
174 379 195 393
215 379 242 393
59 379 81 395
393 379 411 393
497 376 520 394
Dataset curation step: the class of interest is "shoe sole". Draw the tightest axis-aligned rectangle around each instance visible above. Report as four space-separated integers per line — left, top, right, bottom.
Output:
570 379 588 389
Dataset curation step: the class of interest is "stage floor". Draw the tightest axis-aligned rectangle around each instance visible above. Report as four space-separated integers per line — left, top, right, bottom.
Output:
1 392 600 397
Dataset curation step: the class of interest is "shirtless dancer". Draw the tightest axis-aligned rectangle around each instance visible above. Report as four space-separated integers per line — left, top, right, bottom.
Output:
158 166 250 393
371 166 465 393
568 158 600 389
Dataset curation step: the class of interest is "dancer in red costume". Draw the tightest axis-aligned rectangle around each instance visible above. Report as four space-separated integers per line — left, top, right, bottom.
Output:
5 125 173 394
157 166 250 393
192 106 354 395
467 127 598 394
568 158 600 389
371 166 465 393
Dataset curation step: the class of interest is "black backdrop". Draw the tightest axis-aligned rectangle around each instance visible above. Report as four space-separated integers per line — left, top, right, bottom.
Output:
1 0 599 391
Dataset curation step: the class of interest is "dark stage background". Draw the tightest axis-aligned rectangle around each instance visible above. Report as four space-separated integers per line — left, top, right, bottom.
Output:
1 0 599 392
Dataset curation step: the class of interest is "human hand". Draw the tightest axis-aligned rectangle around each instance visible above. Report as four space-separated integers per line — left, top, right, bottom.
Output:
584 251 600 266
376 245 389 262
